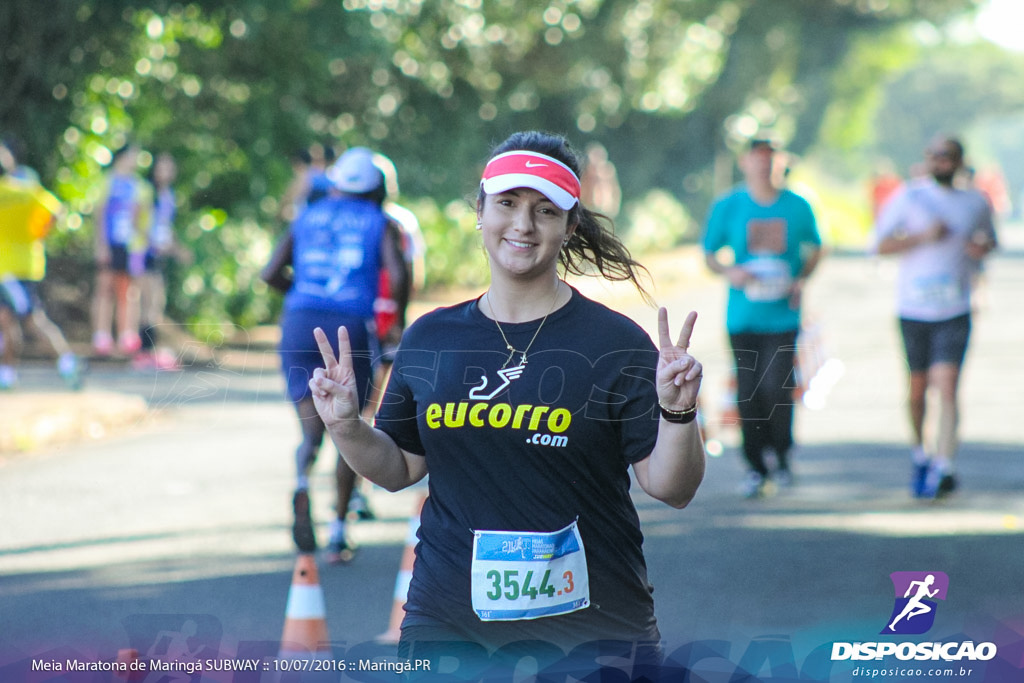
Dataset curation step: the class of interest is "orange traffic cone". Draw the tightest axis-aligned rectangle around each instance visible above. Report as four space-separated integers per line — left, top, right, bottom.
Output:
375 493 426 644
279 554 332 659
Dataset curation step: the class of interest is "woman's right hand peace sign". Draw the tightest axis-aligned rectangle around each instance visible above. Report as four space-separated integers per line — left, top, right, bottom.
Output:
309 326 362 431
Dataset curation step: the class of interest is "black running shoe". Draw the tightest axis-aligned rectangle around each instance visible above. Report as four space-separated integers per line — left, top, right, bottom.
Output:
936 474 958 497
347 490 376 521
292 489 317 552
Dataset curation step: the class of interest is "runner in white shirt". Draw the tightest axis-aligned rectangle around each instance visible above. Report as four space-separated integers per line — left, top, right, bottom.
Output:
872 135 997 498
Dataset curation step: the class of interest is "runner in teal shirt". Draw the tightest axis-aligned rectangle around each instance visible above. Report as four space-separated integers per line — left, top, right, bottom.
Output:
703 183 820 334
703 139 822 497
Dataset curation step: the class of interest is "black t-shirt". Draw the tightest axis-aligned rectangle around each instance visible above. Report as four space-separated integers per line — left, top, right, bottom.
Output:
375 287 663 649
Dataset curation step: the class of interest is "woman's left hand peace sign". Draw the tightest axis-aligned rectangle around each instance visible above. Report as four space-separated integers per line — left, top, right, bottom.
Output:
656 308 703 412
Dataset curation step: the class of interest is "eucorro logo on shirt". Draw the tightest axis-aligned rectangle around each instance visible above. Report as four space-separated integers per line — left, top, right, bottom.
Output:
425 401 571 437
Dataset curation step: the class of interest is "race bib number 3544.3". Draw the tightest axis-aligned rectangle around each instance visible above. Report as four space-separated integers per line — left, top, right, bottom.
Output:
471 521 590 622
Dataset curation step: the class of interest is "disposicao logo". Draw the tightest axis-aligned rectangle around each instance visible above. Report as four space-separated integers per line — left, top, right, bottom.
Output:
882 571 948 635
830 571 998 663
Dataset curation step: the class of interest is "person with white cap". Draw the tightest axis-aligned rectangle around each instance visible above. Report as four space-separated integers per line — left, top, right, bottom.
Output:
306 131 705 671
262 145 408 563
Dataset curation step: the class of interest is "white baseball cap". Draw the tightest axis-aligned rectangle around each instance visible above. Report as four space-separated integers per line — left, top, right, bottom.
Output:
327 146 384 194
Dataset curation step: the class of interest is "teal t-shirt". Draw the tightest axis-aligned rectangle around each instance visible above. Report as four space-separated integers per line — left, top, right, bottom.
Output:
703 186 821 334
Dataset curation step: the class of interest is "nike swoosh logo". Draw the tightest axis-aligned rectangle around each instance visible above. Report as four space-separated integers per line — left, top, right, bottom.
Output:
524 161 547 168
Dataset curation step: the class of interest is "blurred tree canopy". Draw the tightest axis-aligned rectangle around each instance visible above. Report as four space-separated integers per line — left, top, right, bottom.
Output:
0 0 985 331
873 41 1024 171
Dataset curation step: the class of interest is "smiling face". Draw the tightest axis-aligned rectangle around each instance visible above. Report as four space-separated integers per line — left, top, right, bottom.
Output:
478 186 576 282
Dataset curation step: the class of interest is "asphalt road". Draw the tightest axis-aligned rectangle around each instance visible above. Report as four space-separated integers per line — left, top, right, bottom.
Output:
1 229 1022 682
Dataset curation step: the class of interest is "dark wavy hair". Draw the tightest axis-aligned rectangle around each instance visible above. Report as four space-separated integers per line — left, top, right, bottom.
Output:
479 131 651 301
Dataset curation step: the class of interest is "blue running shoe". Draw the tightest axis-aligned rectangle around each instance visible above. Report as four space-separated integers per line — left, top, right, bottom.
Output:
911 461 931 498
918 464 942 500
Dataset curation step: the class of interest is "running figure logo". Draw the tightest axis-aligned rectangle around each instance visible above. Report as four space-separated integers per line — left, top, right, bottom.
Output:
468 363 526 400
882 571 949 635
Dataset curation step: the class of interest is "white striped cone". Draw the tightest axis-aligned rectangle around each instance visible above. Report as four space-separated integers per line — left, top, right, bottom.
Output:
279 553 332 659
375 493 426 644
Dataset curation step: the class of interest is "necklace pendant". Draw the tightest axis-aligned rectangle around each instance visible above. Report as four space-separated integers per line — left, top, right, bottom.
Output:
501 348 517 370
487 286 559 377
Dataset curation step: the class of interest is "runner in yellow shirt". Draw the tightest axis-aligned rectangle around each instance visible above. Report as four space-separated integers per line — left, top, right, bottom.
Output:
0 142 82 389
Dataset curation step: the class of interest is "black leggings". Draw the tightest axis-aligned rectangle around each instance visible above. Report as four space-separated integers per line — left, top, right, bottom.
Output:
729 329 799 476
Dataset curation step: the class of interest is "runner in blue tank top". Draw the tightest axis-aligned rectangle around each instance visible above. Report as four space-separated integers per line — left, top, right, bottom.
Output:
263 146 408 563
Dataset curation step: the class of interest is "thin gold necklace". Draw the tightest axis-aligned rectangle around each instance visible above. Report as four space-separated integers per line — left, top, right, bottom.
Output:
485 285 561 370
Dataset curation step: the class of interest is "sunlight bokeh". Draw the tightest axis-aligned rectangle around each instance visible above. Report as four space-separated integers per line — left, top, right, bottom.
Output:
975 0 1024 51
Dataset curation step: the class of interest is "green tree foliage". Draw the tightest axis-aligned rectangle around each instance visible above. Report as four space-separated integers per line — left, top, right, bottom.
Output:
0 0 982 331
872 42 1024 173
